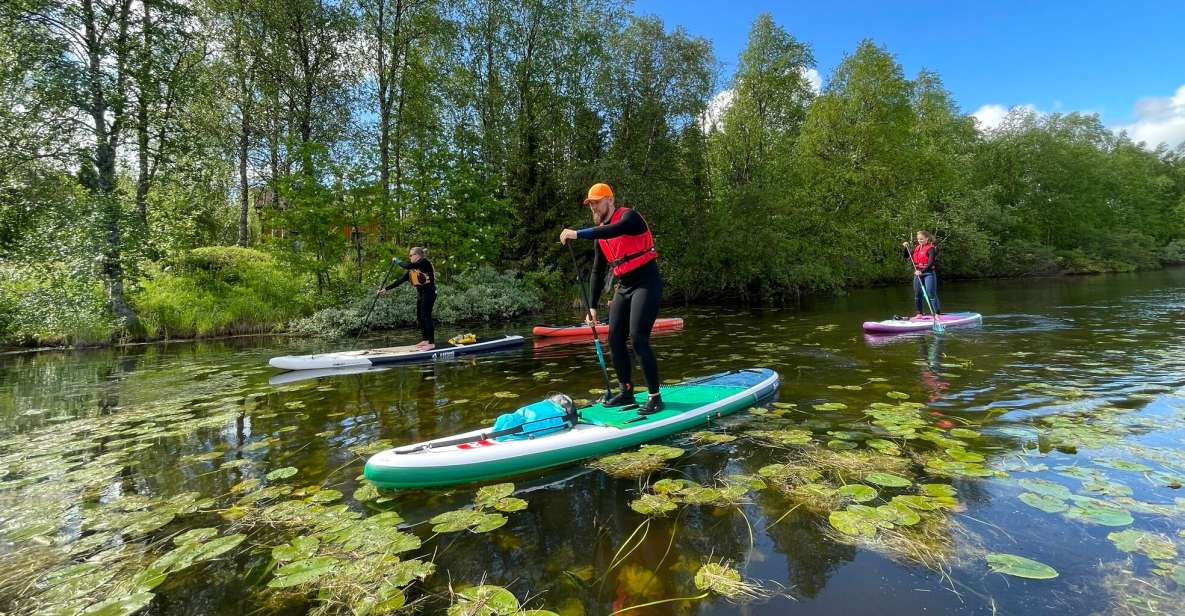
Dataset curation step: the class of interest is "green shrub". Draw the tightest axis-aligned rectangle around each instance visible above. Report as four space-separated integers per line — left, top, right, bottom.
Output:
1055 249 1110 275
985 240 1059 277
0 263 115 347
133 246 312 339
1086 232 1160 271
1162 239 1185 265
290 266 544 338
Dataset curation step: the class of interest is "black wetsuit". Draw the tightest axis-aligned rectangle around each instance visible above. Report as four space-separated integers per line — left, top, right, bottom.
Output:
384 258 436 344
579 210 663 395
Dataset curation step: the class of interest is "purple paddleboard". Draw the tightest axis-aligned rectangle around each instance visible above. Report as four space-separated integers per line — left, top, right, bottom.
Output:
862 312 982 334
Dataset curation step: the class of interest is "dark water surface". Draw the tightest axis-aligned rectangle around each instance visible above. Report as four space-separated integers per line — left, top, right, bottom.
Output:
3 269 1185 615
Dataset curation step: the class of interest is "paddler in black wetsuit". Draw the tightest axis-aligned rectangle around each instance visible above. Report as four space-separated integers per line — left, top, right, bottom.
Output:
560 183 665 415
377 246 437 350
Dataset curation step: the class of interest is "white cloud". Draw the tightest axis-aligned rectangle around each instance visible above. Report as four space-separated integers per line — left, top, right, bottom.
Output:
700 88 734 132
803 68 821 94
971 103 1038 131
1116 85 1185 150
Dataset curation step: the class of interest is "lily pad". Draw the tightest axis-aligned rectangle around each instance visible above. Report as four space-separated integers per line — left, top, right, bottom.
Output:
80 591 156 616
1019 492 1068 513
630 493 678 516
693 562 744 596
1066 504 1134 527
830 510 877 537
448 585 520 616
865 472 912 488
1018 478 1072 499
272 536 320 562
268 556 339 588
1108 529 1177 560
886 392 911 400
985 553 1059 579
174 527 218 545
266 467 298 481
836 484 878 503
1092 457 1153 473
475 483 515 507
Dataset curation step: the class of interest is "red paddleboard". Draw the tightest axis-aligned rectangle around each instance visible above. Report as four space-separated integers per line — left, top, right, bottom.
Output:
533 317 684 338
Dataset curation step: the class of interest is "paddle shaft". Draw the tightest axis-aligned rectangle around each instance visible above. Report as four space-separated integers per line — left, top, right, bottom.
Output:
567 242 615 398
396 410 579 454
907 243 944 333
355 258 399 344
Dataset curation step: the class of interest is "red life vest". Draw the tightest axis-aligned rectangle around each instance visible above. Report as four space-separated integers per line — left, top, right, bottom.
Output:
598 207 658 277
911 243 935 269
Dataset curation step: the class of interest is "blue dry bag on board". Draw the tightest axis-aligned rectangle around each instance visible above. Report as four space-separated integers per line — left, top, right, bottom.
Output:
492 394 575 441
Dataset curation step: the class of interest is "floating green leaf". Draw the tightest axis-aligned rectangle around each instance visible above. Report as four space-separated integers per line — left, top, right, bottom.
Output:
1066 504 1133 527
830 510 877 537
1092 457 1152 473
630 493 677 516
492 497 527 513
1018 478 1072 500
80 591 155 616
693 563 744 596
949 428 981 439
836 484 878 503
918 484 957 498
814 402 849 411
447 585 520 616
174 527 218 545
1108 529 1177 560
308 489 342 503
266 467 298 481
886 392 910 400
272 536 320 562
352 483 379 502
476 483 515 507
1019 492 1068 513
879 502 921 526
985 553 1059 579
865 472 912 488
689 431 738 445
268 556 339 588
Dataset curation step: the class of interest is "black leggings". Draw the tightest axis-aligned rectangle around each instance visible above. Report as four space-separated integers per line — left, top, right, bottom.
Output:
416 290 436 344
608 275 663 395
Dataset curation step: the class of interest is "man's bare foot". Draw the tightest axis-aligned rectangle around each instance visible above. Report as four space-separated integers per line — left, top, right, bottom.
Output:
419 343 435 350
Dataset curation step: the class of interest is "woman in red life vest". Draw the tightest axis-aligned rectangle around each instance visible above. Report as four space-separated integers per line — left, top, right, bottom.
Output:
559 183 665 415
903 230 940 319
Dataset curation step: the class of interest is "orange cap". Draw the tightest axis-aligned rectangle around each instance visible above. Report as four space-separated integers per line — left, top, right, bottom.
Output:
582 183 614 204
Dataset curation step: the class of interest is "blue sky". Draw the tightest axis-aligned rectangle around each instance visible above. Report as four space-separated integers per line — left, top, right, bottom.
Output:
631 0 1185 146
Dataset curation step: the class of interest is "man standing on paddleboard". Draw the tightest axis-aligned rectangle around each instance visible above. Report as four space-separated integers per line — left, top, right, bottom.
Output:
904 230 941 319
377 247 437 350
560 183 665 415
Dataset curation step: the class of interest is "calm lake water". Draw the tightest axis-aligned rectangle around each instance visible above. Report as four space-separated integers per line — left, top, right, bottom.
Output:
2 269 1185 615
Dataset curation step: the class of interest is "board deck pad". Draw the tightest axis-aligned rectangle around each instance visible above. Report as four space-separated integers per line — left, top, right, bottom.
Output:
579 384 749 428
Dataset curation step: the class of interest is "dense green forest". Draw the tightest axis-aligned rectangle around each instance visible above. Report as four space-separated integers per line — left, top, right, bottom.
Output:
1 1 1183 347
